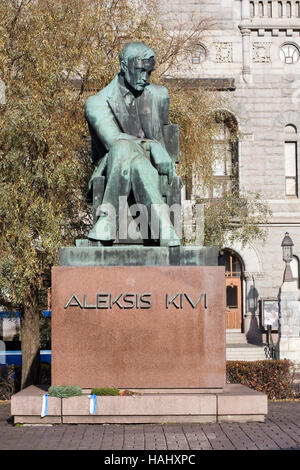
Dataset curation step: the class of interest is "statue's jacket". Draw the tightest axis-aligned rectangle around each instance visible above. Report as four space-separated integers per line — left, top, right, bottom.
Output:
85 74 170 201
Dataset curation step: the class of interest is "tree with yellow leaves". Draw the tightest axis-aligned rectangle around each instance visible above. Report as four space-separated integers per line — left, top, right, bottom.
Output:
0 0 269 388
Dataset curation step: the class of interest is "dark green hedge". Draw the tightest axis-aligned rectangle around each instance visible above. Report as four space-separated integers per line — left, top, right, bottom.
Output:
1 360 297 401
226 359 295 400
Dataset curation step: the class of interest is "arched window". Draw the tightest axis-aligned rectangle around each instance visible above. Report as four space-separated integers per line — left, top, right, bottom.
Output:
280 43 300 64
291 255 300 287
284 124 298 197
210 111 239 198
191 44 207 64
218 250 242 277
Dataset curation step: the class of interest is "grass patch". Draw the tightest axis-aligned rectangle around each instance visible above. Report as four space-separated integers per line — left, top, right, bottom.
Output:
91 387 120 396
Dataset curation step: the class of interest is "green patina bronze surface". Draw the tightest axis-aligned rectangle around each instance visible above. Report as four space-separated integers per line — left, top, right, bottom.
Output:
85 42 181 247
59 245 218 267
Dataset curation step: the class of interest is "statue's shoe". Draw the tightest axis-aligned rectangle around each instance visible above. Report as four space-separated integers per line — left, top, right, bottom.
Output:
160 236 181 247
88 217 115 241
167 238 181 247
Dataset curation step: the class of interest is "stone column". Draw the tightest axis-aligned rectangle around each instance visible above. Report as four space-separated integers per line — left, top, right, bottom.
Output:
279 281 300 368
241 0 251 19
253 0 258 17
272 0 279 18
240 28 252 83
282 0 287 17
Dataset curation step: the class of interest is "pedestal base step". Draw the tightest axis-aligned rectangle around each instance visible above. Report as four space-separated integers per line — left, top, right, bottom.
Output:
11 384 268 424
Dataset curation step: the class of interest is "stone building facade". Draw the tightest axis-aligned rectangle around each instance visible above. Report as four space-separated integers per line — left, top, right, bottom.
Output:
1 1 299 363
161 0 300 359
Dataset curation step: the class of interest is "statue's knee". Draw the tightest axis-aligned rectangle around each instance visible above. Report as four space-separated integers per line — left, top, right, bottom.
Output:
132 156 144 173
110 139 137 157
132 157 156 181
109 141 141 170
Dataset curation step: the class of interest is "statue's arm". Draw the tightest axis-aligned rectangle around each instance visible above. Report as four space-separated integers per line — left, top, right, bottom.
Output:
150 140 175 183
85 95 127 151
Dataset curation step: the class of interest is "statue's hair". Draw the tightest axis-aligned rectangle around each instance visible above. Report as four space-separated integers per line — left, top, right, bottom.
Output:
119 42 156 64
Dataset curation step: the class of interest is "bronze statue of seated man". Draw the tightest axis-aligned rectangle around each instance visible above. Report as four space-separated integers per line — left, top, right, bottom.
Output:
85 42 180 247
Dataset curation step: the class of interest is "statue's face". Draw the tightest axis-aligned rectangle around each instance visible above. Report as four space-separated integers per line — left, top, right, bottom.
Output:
122 56 155 92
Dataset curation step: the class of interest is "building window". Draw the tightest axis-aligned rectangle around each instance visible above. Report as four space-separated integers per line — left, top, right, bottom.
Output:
193 111 239 200
250 1 255 17
296 1 300 18
226 285 238 308
219 251 242 277
278 1 283 17
280 43 300 64
209 111 238 199
287 1 292 17
191 44 207 64
291 255 300 287
284 125 298 197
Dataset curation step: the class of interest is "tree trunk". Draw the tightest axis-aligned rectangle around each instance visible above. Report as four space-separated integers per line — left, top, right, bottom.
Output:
20 286 40 389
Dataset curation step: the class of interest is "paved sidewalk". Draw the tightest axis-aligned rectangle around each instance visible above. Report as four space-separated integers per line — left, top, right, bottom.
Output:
0 401 300 450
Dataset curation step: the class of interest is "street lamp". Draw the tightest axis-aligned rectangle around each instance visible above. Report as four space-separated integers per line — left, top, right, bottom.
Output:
281 232 294 282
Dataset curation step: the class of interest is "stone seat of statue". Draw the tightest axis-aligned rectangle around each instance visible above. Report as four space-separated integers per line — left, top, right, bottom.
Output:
89 123 182 244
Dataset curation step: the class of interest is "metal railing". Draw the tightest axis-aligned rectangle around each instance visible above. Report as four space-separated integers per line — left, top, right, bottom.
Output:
264 325 280 359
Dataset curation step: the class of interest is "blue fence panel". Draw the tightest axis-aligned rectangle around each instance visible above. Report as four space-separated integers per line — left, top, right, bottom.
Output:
0 350 51 365
0 311 51 317
0 311 20 318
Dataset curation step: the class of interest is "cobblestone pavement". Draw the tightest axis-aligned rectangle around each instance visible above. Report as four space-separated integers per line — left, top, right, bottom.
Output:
0 401 300 450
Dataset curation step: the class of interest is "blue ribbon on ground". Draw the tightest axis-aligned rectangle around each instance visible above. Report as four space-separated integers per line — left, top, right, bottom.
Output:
88 394 97 415
41 393 49 418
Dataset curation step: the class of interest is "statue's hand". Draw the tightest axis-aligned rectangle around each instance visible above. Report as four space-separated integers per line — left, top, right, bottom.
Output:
150 141 174 184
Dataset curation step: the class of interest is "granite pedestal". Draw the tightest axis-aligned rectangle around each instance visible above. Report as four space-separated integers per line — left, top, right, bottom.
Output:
11 244 268 424
51 264 225 389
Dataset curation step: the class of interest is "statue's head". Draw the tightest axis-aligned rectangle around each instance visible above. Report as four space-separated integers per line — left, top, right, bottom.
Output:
119 42 156 93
